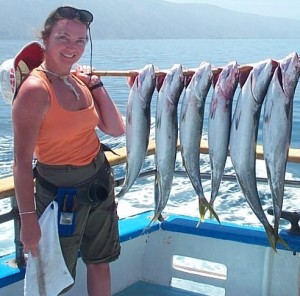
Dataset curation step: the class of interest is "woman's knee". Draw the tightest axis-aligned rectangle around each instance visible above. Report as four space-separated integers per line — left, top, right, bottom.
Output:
87 262 110 273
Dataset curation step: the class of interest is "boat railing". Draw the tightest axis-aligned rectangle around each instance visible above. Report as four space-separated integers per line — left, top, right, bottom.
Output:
0 139 300 267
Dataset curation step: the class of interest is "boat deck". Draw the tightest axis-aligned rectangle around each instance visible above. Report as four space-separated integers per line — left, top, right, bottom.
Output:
115 281 202 296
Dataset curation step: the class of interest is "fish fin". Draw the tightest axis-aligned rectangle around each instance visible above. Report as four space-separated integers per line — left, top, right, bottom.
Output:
116 184 128 199
234 110 241 130
209 98 217 119
265 227 277 252
199 202 206 222
141 211 162 235
141 224 153 236
207 204 221 224
101 143 120 156
115 192 124 199
196 219 203 228
156 114 161 129
263 101 273 123
149 211 162 225
207 202 215 220
264 225 291 252
158 213 165 222
141 212 168 236
127 103 133 125
277 235 292 252
199 198 221 224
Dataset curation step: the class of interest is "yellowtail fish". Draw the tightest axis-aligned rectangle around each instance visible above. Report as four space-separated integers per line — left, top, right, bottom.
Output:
179 62 219 223
117 64 156 198
151 64 184 224
230 59 278 251
263 52 300 249
208 61 239 211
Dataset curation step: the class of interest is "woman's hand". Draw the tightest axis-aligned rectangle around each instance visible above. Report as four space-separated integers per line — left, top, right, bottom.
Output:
74 64 102 89
20 214 41 257
74 64 125 137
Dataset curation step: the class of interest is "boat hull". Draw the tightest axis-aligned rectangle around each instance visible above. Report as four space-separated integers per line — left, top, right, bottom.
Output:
1 211 300 295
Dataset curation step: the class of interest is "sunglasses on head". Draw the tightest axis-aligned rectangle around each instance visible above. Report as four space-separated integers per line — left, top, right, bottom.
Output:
56 6 93 24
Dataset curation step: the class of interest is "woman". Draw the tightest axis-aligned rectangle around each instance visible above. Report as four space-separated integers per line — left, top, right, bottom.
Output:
12 6 125 296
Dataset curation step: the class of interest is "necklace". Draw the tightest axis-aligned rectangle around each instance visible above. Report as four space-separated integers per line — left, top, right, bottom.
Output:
39 65 80 101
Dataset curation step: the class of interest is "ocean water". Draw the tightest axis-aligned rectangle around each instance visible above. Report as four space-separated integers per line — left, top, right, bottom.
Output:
1 38 300 255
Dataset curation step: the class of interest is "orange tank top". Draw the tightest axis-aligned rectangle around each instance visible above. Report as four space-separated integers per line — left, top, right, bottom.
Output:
32 69 101 165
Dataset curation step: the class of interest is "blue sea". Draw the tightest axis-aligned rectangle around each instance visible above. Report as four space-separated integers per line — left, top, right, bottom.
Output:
1 39 300 255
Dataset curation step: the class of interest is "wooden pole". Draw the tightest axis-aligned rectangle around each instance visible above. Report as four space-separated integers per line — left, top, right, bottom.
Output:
89 64 253 78
72 62 259 78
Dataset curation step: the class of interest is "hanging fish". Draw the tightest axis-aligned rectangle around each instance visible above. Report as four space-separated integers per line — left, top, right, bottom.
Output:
179 62 219 223
151 64 184 224
262 52 300 248
229 59 278 251
208 61 239 211
116 64 156 198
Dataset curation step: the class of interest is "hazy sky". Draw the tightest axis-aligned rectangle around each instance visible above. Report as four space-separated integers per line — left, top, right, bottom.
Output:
167 0 300 20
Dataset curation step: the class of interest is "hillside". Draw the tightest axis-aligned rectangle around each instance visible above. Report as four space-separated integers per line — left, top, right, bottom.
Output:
0 0 299 39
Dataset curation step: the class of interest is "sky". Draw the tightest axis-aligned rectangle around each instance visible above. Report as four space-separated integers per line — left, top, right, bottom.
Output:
167 0 300 20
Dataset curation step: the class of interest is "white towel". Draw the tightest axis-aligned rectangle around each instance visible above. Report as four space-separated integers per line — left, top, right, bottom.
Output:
24 201 74 296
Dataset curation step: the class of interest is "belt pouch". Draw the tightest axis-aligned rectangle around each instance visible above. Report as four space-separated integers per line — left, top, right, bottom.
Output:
57 188 77 237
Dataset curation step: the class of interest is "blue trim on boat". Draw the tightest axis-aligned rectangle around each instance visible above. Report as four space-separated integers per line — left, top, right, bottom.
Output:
0 254 25 288
162 214 300 252
118 211 159 242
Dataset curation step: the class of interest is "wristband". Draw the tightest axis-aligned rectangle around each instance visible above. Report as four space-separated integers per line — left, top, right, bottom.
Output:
89 81 104 91
19 210 36 216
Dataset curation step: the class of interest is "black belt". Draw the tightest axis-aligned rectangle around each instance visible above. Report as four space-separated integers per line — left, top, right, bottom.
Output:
34 145 115 205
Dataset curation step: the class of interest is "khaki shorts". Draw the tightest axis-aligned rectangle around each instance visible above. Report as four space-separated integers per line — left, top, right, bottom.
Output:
34 150 121 279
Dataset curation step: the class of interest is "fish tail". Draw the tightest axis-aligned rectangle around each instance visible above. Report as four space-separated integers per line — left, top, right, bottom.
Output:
198 198 220 224
196 220 202 228
199 201 206 222
147 211 164 228
208 204 214 220
116 186 127 199
140 226 151 236
207 203 220 224
148 212 160 226
206 198 215 219
205 192 217 219
270 221 291 251
141 212 163 236
265 227 277 252
277 235 292 252
158 213 165 222
273 220 279 237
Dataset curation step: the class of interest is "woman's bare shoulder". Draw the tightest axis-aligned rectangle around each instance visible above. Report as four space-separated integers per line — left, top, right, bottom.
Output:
20 74 49 94
13 74 50 113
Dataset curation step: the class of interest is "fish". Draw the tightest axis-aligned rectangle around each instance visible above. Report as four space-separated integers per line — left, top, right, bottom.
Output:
229 59 278 250
116 64 156 198
262 52 300 248
208 61 239 210
151 64 184 223
179 62 219 223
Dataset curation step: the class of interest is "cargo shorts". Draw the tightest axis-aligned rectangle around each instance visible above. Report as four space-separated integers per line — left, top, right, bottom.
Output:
34 149 121 279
